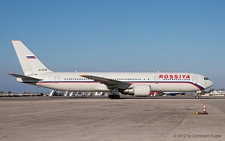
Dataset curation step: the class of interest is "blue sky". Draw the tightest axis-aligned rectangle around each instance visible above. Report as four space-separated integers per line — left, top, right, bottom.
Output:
0 0 225 93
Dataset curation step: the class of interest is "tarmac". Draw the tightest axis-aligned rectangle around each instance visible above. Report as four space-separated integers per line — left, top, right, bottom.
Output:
0 96 225 141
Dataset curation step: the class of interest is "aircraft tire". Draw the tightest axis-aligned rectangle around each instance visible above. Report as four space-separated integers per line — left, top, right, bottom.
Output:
115 95 120 99
110 95 115 99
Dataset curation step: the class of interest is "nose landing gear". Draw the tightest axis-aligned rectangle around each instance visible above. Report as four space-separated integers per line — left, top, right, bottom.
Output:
195 91 201 99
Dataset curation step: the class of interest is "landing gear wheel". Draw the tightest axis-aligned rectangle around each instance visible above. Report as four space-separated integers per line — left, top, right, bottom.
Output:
108 95 114 99
110 95 115 99
115 95 120 99
195 96 199 99
109 94 120 99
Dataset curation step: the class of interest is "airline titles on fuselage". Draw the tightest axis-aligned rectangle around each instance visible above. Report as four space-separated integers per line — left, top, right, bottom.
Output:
159 74 190 80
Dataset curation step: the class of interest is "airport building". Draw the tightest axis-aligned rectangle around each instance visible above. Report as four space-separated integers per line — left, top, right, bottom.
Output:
210 89 225 96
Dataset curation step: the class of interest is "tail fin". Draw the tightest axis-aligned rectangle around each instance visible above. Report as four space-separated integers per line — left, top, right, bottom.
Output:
12 40 53 76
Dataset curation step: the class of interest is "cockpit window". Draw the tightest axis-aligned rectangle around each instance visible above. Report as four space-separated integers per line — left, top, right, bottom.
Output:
204 77 209 80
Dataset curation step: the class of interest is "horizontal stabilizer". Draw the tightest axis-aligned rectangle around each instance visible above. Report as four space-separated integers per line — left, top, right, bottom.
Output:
8 73 41 81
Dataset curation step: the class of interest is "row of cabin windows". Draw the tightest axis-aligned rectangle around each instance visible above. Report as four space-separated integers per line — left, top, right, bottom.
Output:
64 78 91 80
64 78 144 81
64 78 191 81
110 78 142 80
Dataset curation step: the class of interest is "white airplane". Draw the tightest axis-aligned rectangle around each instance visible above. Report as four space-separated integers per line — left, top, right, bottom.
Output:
9 40 213 99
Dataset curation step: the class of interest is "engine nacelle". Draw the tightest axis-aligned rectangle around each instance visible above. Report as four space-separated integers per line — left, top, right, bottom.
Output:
123 85 151 97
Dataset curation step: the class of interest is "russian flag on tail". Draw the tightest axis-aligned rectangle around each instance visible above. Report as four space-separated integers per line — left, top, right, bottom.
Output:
26 55 36 59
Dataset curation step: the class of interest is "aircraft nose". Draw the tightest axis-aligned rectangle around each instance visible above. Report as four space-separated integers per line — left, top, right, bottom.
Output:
208 80 214 88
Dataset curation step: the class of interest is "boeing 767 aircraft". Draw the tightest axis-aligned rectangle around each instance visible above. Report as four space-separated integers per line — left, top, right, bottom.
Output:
9 40 213 99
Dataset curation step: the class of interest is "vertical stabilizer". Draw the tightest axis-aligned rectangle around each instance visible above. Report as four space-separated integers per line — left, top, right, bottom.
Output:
12 40 53 76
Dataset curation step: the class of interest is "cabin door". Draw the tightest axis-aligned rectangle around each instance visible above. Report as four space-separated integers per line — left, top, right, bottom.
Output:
55 76 60 84
192 76 197 84
154 76 159 84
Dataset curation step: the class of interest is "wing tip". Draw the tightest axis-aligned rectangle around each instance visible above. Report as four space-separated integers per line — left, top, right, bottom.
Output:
12 40 21 42
7 72 13 75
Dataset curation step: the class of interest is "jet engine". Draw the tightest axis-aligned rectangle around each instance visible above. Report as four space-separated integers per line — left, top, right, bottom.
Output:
123 85 151 97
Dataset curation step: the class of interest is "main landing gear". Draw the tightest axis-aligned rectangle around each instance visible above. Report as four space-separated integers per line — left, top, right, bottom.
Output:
108 94 120 99
108 88 120 99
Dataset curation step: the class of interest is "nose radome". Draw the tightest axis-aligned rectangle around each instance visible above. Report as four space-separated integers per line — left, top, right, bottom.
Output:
211 80 214 87
208 80 214 88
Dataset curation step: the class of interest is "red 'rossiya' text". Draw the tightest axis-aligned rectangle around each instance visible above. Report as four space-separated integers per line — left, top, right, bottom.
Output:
159 74 190 79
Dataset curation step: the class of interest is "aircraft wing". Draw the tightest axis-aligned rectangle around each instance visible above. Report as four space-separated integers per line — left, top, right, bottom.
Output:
8 73 41 81
80 74 130 89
